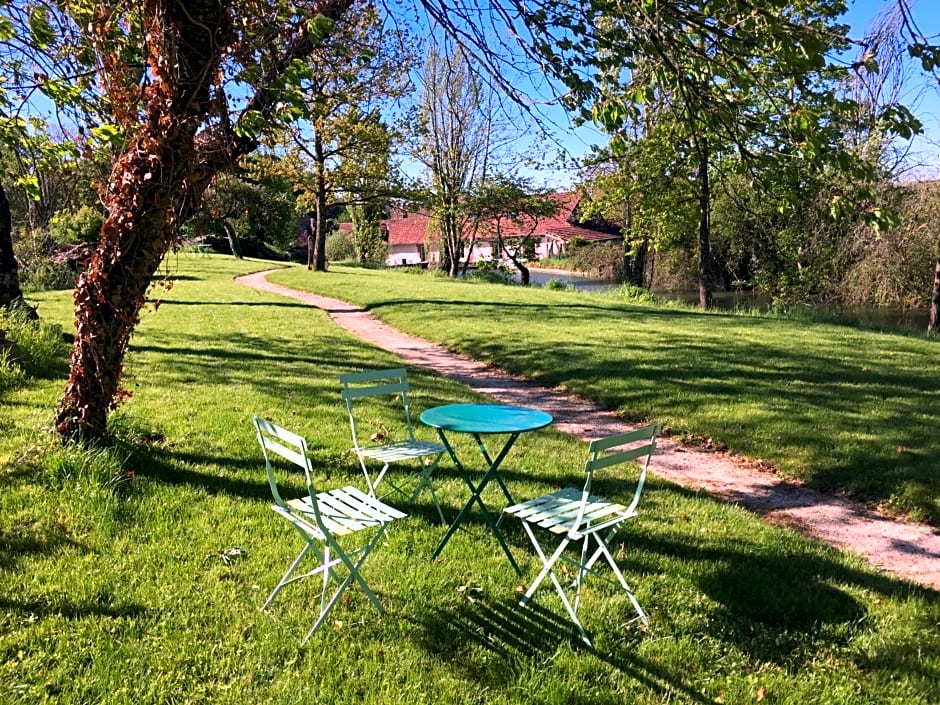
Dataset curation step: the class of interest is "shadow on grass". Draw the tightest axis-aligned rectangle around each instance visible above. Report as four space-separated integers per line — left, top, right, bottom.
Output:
148 273 202 282
0 524 85 571
415 594 718 703
419 310 939 524
419 483 939 691
114 441 283 502
149 299 312 309
0 594 147 622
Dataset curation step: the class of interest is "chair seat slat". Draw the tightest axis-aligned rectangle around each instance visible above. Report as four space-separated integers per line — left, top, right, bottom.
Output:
358 440 445 462
274 504 326 540
339 485 408 520
286 496 362 536
315 491 376 534
318 487 396 526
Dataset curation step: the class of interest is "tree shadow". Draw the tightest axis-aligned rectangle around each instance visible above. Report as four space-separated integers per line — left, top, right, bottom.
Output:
413 593 719 703
0 594 147 623
0 522 85 571
149 299 312 308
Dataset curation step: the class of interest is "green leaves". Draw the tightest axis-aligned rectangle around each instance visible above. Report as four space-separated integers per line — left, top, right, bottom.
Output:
0 14 14 41
907 41 940 71
15 174 41 201
878 104 923 140
28 5 56 49
90 124 124 147
233 110 266 139
307 14 335 44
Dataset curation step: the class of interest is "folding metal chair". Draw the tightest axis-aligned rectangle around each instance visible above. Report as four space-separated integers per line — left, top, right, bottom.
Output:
339 367 447 523
253 416 406 641
502 424 660 646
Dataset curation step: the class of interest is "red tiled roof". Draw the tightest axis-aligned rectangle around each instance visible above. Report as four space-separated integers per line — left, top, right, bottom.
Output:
383 210 434 246
380 192 621 246
541 224 621 243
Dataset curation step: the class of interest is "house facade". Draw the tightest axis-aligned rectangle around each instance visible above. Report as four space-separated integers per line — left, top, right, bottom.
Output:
378 192 621 267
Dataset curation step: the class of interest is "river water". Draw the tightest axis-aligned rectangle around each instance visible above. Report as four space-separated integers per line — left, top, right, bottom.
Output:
525 269 931 334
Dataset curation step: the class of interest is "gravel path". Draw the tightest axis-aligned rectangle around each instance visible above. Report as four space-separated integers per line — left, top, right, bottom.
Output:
237 269 940 591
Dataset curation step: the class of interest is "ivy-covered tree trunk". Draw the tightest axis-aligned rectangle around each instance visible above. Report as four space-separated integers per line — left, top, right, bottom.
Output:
0 182 24 308
54 0 353 442
54 1 224 442
929 238 940 334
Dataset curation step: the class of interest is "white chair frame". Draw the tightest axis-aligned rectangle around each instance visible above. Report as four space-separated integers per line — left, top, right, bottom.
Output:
339 367 446 523
503 424 660 646
253 416 406 641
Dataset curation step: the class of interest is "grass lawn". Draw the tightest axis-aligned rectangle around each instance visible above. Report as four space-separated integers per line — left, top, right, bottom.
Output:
1 255 938 704
268 263 940 526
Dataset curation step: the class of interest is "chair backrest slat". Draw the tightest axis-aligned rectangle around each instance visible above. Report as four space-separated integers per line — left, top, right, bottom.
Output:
587 426 659 454
583 423 660 516
586 442 657 473
340 380 407 400
339 367 417 446
253 416 321 523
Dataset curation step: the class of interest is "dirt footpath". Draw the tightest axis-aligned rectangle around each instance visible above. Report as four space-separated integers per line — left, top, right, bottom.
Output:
237 270 940 591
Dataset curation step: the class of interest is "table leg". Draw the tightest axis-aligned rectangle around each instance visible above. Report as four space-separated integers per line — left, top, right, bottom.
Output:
474 434 515 505
430 430 522 574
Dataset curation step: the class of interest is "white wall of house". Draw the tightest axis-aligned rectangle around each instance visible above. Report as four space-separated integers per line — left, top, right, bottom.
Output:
386 245 424 266
385 236 566 268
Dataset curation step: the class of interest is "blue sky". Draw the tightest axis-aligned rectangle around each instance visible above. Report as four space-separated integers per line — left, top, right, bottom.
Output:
844 0 940 179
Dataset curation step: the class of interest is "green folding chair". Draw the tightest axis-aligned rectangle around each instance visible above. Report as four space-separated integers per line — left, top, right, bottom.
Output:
339 367 447 523
502 424 660 646
253 416 406 641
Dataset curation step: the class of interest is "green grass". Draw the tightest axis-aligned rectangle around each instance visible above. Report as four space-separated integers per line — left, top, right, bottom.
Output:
1 255 938 704
269 264 940 526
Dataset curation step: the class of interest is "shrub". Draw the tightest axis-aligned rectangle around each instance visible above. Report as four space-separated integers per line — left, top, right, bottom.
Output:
465 260 515 284
48 205 104 246
569 241 625 279
543 278 575 291
0 347 26 392
0 306 68 382
325 230 356 262
21 260 77 292
613 283 656 303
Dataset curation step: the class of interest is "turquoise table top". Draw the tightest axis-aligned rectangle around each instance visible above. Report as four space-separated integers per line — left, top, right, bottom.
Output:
420 403 553 435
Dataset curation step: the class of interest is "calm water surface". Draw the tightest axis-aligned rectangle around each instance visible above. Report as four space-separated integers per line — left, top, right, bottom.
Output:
526 269 930 333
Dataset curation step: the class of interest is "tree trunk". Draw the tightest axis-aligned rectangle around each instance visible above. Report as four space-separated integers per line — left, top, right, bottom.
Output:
221 220 242 259
311 128 328 271
55 122 205 441
0 182 25 309
695 134 713 309
501 234 530 285
929 237 940 334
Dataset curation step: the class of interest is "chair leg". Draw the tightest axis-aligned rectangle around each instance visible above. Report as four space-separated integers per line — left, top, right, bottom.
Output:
591 534 648 625
302 526 389 642
548 568 592 646
518 523 569 604
517 525 593 646
405 452 446 524
517 526 648 645
358 455 388 498
263 543 311 611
